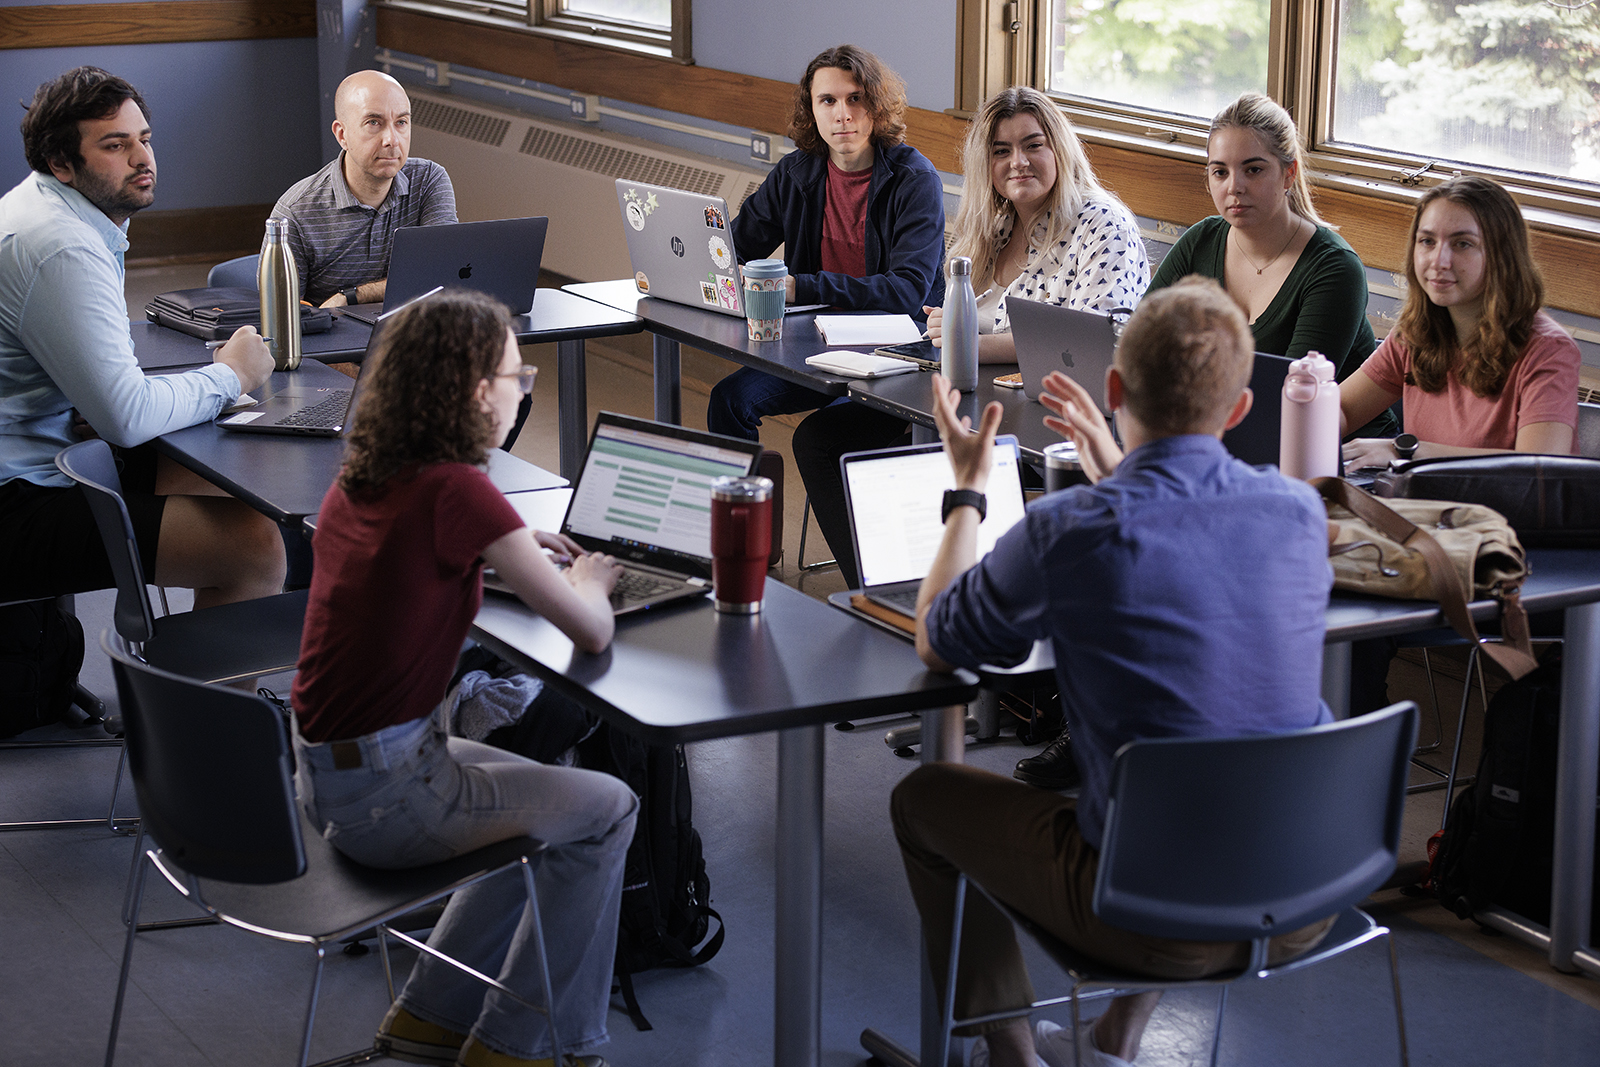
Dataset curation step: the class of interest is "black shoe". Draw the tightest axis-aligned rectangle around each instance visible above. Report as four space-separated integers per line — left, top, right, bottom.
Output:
1014 732 1080 790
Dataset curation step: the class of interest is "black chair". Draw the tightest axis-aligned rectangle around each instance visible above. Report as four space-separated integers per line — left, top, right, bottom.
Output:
936 700 1419 1067
55 439 307 684
102 634 563 1067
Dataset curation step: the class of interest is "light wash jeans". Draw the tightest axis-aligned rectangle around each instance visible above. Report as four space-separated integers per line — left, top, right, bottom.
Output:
293 711 638 1059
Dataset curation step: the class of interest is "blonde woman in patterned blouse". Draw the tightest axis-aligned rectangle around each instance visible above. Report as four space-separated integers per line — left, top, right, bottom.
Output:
924 86 1150 361
793 88 1150 587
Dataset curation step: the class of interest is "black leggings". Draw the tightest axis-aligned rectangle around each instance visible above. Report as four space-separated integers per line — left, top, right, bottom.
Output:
791 400 911 588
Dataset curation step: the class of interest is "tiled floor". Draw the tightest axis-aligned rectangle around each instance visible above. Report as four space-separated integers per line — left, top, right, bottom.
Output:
1 265 1596 1066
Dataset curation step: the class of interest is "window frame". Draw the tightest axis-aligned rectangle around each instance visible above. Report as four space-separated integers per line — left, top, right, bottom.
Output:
377 0 690 63
960 0 1600 226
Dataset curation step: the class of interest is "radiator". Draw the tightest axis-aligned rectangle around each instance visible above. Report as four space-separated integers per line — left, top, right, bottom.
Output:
407 88 769 283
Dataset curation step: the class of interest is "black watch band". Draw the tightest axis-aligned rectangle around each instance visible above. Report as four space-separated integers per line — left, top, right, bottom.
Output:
343 286 361 306
941 489 987 524
1393 433 1419 461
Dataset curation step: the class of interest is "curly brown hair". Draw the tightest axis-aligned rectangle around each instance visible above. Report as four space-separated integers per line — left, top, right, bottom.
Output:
789 45 907 157
1397 176 1543 398
339 290 511 495
22 66 149 175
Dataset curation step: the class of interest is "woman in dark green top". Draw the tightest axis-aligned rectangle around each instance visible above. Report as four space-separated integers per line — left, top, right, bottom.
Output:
1151 92 1394 436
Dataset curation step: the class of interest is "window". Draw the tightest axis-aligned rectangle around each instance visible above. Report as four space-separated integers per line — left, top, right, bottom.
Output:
969 0 1600 203
387 0 690 61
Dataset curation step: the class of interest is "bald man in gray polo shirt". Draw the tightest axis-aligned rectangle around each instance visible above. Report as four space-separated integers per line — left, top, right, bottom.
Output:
272 70 457 308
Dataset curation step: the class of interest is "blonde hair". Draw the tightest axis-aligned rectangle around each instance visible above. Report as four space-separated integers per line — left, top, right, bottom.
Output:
1209 92 1323 227
1116 276 1254 436
948 87 1117 291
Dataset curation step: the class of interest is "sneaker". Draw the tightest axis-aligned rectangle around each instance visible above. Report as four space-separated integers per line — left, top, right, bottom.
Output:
1013 732 1081 790
455 1037 607 1067
1034 1019 1135 1067
375 1004 468 1066
969 1032 1049 1067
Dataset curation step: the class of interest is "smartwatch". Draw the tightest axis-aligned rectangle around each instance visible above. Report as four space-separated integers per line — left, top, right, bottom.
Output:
342 286 361 306
1393 433 1419 462
941 489 987 524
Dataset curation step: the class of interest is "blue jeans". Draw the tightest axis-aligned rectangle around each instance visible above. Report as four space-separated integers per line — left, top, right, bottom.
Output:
293 712 638 1059
706 366 835 440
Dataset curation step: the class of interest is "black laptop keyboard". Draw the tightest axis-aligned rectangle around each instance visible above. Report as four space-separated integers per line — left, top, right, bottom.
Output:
867 586 919 616
279 391 352 429
611 568 682 608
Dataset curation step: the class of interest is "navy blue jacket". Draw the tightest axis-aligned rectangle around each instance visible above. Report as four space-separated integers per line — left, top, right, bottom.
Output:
732 141 945 316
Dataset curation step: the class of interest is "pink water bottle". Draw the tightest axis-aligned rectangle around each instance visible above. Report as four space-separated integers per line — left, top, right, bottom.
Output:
1279 351 1340 480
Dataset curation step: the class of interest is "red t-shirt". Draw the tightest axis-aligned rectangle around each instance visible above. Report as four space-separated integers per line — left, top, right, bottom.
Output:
1359 311 1579 450
291 463 524 742
820 159 871 279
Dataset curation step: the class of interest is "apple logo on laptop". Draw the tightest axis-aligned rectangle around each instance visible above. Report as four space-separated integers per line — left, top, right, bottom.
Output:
670 236 685 257
1059 348 1076 369
458 264 472 280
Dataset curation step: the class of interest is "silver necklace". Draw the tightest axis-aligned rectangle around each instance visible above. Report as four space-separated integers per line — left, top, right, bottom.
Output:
1235 217 1303 275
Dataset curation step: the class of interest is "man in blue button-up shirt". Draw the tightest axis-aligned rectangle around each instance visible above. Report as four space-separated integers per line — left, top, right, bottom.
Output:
0 67 281 605
892 278 1335 1067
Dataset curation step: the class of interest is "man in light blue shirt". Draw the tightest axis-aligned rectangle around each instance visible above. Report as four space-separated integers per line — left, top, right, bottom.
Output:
0 66 282 605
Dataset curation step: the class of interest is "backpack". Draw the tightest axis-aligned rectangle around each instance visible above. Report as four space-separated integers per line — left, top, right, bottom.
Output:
1432 651 1600 927
0 599 86 739
576 722 724 1030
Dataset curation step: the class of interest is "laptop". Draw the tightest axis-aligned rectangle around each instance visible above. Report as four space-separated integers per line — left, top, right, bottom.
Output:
614 179 827 318
216 322 380 437
532 411 764 614
1009 299 1128 412
343 216 549 324
1221 352 1294 466
842 436 1029 618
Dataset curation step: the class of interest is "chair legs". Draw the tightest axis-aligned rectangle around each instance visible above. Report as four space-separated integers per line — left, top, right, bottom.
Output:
797 495 836 573
0 733 135 834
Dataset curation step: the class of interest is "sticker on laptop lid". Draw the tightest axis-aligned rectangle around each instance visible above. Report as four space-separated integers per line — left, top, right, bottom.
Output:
715 275 739 309
708 235 731 270
622 188 657 231
698 280 717 305
634 271 650 293
704 204 725 229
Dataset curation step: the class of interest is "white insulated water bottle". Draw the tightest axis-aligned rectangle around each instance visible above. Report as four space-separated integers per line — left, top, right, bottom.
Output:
1279 350 1340 479
941 256 979 392
258 217 301 371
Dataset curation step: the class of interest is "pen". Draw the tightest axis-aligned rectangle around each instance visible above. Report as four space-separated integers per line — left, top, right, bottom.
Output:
921 288 994 339
205 338 272 349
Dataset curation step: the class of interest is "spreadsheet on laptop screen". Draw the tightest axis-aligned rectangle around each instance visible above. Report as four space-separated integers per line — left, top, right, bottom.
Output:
566 424 755 559
849 445 1027 587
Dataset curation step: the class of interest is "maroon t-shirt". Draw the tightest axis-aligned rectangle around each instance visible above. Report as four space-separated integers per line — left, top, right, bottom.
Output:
291 463 524 742
820 159 871 279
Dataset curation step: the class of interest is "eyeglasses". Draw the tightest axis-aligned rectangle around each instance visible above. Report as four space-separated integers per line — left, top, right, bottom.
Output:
495 365 538 395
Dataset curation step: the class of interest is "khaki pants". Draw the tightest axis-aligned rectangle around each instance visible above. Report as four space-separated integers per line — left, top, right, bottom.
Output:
890 763 1333 1036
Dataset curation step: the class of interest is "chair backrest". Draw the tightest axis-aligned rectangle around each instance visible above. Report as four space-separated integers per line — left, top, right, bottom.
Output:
55 440 156 643
1093 700 1418 943
1576 401 1600 459
207 253 259 289
104 631 306 883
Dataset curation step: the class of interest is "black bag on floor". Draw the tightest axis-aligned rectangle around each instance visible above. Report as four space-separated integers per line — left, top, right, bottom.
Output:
1432 651 1600 927
0 599 85 738
576 722 724 1031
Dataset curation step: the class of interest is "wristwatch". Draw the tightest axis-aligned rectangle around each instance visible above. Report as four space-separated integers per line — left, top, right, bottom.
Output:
342 286 361 306
941 489 987 524
1393 433 1419 462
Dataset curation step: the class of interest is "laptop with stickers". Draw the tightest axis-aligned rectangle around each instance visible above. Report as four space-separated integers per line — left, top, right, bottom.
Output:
842 436 1028 618
616 180 748 317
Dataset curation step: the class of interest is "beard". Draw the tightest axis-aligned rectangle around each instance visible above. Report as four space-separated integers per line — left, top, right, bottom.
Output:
73 167 155 219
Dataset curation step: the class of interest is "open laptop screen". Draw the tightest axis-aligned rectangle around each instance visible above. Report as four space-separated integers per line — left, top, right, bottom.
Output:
562 414 762 570
845 437 1027 588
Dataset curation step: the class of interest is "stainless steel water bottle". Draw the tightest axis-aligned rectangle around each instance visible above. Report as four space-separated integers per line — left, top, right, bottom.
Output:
942 256 979 391
258 218 301 371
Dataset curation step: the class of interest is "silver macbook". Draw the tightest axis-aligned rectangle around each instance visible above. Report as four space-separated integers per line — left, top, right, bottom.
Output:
538 412 763 614
344 216 548 324
617 180 748 318
842 436 1028 618
1009 299 1130 413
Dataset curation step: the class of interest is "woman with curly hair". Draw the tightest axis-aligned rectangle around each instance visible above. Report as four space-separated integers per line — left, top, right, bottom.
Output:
1340 174 1578 464
290 290 634 1067
706 44 946 440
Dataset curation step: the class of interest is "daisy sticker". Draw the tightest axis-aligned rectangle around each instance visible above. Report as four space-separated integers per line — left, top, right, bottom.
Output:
708 235 732 270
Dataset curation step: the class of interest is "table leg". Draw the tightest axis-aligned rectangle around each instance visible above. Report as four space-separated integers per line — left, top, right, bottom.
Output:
1321 639 1351 719
653 334 681 425
557 338 587 482
1549 600 1600 971
776 723 824 1067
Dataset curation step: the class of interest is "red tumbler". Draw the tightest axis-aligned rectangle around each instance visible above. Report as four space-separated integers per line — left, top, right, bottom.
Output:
709 476 773 613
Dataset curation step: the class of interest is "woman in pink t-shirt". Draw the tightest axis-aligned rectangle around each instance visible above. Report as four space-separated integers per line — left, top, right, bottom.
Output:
1340 175 1578 466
